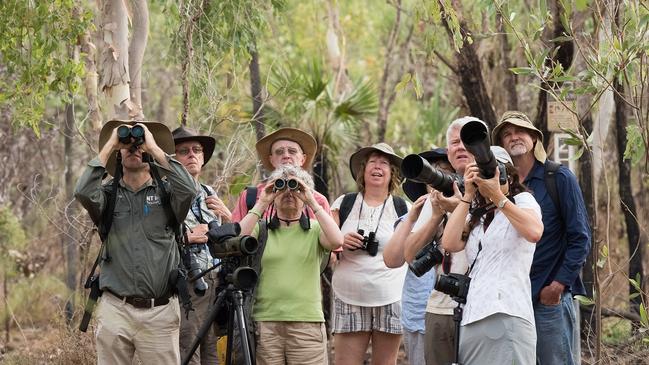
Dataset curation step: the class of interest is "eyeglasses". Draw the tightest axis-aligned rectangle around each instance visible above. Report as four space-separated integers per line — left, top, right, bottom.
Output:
176 146 204 156
272 147 302 156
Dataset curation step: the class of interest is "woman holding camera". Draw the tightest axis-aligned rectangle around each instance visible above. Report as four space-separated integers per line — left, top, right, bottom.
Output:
331 143 408 365
442 146 543 365
239 165 343 365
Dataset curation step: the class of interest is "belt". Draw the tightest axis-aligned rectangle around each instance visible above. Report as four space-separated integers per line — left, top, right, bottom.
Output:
107 289 171 309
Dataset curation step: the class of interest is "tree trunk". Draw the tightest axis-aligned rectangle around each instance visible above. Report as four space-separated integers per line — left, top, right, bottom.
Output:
376 0 403 142
64 91 77 325
614 79 643 316
440 0 497 128
99 0 131 120
533 0 574 149
249 43 265 142
180 1 198 126
496 12 518 111
326 0 351 97
77 4 102 132
128 0 148 120
3 269 9 344
577 109 599 360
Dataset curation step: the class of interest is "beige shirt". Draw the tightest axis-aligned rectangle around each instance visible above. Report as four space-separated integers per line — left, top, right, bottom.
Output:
410 199 469 315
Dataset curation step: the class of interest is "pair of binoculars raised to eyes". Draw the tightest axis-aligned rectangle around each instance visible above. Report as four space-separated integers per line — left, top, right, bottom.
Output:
273 178 299 192
117 125 145 147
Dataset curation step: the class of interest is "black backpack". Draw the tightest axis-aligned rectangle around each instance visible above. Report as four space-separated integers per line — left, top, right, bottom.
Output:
544 160 562 219
337 192 408 228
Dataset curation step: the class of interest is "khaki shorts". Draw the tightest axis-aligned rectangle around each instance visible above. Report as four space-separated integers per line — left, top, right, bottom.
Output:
332 297 402 334
255 321 328 365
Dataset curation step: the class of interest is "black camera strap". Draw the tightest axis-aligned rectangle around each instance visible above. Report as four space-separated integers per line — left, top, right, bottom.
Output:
465 240 483 276
356 194 388 236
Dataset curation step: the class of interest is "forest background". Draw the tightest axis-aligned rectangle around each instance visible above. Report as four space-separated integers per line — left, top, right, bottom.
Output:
1 0 649 364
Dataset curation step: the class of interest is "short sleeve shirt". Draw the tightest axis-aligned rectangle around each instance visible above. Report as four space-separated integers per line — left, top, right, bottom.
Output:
331 193 407 306
461 192 540 326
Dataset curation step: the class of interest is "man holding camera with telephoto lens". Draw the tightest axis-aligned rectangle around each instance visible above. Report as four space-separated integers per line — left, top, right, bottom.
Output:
492 111 591 365
394 117 477 365
74 121 197 364
173 126 233 365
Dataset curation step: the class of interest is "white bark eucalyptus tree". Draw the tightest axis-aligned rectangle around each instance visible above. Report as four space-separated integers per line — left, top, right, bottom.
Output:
99 0 149 120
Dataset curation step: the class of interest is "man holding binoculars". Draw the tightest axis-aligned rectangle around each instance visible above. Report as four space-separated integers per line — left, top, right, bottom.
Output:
75 121 196 365
231 127 331 221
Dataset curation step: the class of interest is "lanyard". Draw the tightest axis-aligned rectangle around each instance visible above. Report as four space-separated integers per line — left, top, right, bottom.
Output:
356 194 388 236
465 240 483 276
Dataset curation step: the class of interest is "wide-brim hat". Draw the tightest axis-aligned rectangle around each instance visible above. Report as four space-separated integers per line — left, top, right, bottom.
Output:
402 147 449 202
492 111 547 162
98 120 174 176
349 142 403 181
172 126 216 165
255 128 317 171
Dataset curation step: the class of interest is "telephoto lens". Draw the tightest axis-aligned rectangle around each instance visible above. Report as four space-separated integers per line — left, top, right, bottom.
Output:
187 258 208 296
409 242 445 277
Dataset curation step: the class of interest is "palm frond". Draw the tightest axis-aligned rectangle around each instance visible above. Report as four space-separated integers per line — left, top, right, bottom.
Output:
334 80 378 125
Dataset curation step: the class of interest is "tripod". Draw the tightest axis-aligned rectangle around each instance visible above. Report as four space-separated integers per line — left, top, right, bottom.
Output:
448 301 464 365
182 282 255 365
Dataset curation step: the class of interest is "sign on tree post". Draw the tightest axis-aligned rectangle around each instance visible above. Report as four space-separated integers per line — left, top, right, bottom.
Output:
547 98 579 173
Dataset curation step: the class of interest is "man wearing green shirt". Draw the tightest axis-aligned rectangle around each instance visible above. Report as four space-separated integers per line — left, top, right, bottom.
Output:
74 121 197 365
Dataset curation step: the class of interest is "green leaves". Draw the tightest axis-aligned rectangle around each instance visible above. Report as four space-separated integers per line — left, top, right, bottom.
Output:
0 0 91 135
394 72 423 99
624 124 646 166
575 295 595 306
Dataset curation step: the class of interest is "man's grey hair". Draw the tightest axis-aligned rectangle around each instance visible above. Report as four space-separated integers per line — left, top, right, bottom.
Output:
267 165 315 190
445 116 484 145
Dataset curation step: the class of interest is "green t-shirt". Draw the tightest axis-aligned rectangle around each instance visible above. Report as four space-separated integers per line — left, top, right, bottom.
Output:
253 221 327 322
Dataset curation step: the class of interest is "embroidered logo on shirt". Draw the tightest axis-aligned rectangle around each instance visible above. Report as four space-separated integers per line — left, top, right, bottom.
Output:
146 194 161 205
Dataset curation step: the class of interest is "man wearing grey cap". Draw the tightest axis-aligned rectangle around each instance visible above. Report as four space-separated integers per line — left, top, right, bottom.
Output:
492 111 591 365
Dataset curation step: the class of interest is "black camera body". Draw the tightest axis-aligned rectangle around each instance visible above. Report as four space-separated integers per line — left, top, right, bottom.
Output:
182 246 209 296
409 241 444 277
356 229 379 256
117 125 145 150
401 154 465 197
273 178 299 192
435 273 471 304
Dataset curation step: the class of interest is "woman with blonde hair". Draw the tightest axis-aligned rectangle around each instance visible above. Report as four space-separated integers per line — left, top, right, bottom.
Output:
331 143 408 365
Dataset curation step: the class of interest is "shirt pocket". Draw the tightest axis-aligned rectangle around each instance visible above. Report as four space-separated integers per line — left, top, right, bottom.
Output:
111 202 131 230
143 203 174 242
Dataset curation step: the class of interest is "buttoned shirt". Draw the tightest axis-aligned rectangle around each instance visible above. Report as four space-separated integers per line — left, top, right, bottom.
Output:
462 192 540 326
185 183 221 271
524 160 591 302
74 155 197 298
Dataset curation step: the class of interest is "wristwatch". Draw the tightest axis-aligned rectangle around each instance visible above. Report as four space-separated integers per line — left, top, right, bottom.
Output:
496 197 509 209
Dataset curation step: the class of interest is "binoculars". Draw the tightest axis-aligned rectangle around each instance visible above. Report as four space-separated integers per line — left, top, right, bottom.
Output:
117 125 145 147
273 178 299 192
